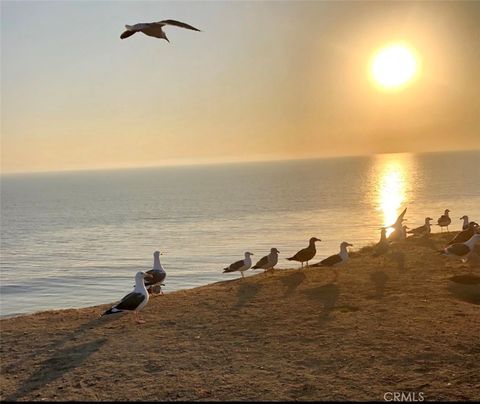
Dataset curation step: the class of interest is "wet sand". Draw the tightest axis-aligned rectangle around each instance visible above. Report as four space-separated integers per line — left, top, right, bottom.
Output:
1 232 479 401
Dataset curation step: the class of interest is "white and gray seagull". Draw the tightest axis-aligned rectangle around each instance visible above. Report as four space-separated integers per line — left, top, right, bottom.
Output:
223 252 254 279
441 234 480 263
103 271 152 324
120 19 201 42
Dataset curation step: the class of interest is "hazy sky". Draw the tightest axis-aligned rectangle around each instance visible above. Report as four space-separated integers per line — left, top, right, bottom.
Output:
1 0 479 173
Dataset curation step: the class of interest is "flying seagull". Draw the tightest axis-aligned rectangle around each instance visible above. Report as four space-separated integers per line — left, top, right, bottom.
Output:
312 242 353 267
223 252 254 278
145 251 167 295
252 248 280 275
103 271 152 324
286 237 321 268
120 19 201 42
437 209 451 232
441 234 480 262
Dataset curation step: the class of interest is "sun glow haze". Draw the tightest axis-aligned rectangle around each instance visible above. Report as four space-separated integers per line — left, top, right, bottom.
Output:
371 43 420 90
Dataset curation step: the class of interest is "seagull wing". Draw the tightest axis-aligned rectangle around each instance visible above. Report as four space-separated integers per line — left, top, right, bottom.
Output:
144 269 166 287
252 255 268 269
447 229 473 246
223 259 245 273
446 243 471 256
157 19 201 31
408 224 425 234
114 292 146 311
314 254 342 267
120 30 137 39
140 24 167 39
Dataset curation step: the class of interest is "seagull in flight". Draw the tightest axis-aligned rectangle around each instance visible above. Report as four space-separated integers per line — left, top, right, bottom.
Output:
120 19 201 42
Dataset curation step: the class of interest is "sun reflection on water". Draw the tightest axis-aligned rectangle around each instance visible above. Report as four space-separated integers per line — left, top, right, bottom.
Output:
375 154 413 236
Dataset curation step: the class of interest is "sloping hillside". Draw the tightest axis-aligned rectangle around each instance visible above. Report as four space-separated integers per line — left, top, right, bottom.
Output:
1 232 479 401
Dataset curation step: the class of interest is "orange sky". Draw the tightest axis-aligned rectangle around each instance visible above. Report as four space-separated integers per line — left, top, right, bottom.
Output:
1 1 479 173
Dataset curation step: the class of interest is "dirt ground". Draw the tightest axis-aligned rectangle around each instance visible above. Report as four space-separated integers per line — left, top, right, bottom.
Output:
1 232 479 401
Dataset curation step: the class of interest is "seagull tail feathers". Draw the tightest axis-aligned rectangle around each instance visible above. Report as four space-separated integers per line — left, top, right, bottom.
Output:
286 257 295 261
102 308 122 316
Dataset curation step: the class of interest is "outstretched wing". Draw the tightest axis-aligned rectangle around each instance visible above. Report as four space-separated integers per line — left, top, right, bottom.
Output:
120 30 136 39
158 19 201 31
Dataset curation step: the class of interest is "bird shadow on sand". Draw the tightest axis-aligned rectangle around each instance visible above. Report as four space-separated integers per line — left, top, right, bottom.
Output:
447 274 480 305
6 316 119 401
388 251 406 272
302 283 339 325
235 282 263 309
369 271 389 299
7 338 107 401
279 271 306 297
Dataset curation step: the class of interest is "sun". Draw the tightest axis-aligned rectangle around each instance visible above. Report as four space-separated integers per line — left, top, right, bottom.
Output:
370 43 420 90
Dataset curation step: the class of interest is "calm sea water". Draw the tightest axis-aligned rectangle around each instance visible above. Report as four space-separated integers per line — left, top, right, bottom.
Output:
1 151 479 317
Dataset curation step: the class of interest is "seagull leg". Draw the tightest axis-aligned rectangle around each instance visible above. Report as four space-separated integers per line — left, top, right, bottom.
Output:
306 261 309 268
135 312 146 324
241 271 244 279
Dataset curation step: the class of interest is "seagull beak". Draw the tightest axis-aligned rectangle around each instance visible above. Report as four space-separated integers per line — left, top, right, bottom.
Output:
348 243 353 247
144 273 153 279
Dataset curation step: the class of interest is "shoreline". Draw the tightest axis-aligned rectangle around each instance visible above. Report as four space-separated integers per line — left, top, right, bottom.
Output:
1 232 479 401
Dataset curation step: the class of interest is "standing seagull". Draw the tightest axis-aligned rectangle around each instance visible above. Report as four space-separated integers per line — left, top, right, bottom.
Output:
287 237 321 268
120 19 201 42
312 242 353 267
441 234 480 262
223 252 254 278
252 248 280 275
407 217 433 238
437 209 451 232
373 228 389 257
144 251 167 295
103 271 152 324
460 215 470 231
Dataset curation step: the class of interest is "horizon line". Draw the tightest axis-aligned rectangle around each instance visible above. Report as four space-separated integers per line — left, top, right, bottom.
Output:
1 148 478 176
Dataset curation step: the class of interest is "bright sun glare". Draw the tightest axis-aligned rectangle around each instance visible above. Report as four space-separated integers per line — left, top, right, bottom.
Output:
371 43 419 89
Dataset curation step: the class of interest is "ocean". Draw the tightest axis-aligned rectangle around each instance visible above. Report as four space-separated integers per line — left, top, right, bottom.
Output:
1 150 479 317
